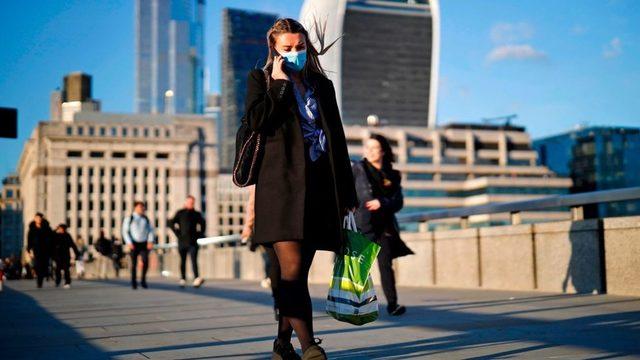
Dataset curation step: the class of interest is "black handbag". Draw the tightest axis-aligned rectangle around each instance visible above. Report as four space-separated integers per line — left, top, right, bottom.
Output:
232 118 265 187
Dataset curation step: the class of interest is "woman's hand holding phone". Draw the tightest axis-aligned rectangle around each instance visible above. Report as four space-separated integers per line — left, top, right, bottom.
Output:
271 55 289 81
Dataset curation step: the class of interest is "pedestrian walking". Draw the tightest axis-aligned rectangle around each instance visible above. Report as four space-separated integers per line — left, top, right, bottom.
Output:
52 224 79 289
111 235 124 278
27 213 54 288
352 134 414 316
122 201 154 289
95 230 113 279
241 18 358 359
169 195 206 288
75 237 87 279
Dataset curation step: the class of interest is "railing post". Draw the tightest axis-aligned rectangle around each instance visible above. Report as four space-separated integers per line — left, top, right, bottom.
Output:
510 211 522 225
571 206 584 221
460 216 469 229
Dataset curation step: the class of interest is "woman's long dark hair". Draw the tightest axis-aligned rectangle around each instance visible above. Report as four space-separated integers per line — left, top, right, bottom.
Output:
370 134 395 170
263 18 340 82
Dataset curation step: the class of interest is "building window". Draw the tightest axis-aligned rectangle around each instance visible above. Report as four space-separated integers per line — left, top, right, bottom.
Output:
78 201 82 210
143 128 149 137
65 167 71 176
89 218 93 227
89 201 94 211
155 128 160 137
90 151 104 158
89 168 94 177
165 169 170 178
99 168 105 177
165 129 170 137
112 152 126 158
78 168 83 176
66 126 72 135
122 127 128 137
111 168 115 177
66 201 70 211
78 218 82 227
156 153 169 159
134 152 148 159
67 151 82 158
133 168 138 177
99 127 106 136
77 127 84 136
122 168 127 177
111 127 117 136
66 184 71 193
111 201 115 211
100 184 104 193
89 126 95 136
111 184 115 193
143 168 148 177
133 128 139 137
78 184 83 193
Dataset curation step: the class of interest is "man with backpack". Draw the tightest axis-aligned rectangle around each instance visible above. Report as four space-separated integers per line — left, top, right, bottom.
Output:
122 201 155 289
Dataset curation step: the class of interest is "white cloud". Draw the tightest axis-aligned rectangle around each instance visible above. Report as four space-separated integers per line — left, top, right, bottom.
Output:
603 37 622 59
486 44 547 63
490 22 534 44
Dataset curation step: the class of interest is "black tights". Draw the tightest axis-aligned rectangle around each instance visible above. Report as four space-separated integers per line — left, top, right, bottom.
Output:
273 241 315 351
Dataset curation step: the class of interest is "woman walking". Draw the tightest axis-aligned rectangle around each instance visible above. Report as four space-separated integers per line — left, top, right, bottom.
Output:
352 134 414 316
243 18 357 359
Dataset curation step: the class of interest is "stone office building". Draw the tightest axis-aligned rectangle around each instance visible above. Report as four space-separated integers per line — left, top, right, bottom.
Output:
17 111 218 246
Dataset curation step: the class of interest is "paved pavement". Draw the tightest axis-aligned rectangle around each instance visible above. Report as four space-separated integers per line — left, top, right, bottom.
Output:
1 277 640 359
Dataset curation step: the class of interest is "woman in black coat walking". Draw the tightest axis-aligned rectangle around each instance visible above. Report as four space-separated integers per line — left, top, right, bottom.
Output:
352 134 414 316
52 224 79 288
243 18 357 360
26 213 54 288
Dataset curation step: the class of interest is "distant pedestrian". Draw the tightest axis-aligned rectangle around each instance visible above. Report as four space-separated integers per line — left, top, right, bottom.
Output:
27 213 54 288
52 224 79 289
95 230 112 279
111 235 124 278
243 18 358 359
352 134 414 316
75 237 87 279
169 195 206 288
122 201 154 289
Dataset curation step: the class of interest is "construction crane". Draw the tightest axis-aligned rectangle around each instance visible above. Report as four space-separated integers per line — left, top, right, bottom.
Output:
481 114 518 127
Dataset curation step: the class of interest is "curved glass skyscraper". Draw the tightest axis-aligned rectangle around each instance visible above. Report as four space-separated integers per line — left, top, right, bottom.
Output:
300 0 440 128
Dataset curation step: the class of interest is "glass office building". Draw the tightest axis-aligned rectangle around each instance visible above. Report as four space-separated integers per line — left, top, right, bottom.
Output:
135 0 206 114
220 9 277 171
533 126 640 218
300 0 440 128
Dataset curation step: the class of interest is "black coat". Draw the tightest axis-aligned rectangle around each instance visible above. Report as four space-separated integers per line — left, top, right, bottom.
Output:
27 220 53 258
170 209 206 248
244 69 358 250
52 233 79 265
352 160 413 259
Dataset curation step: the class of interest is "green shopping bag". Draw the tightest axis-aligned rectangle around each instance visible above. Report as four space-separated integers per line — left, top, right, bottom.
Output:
326 212 381 326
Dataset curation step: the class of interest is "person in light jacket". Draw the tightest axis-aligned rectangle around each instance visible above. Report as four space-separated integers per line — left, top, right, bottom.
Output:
352 134 414 316
122 201 154 289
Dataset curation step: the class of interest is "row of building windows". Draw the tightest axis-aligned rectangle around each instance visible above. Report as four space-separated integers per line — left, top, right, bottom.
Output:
66 167 170 178
65 182 171 196
68 215 166 230
66 199 170 212
403 187 569 198
66 125 172 138
67 150 170 160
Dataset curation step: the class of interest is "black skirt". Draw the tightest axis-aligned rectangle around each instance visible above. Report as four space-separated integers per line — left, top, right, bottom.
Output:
303 146 342 252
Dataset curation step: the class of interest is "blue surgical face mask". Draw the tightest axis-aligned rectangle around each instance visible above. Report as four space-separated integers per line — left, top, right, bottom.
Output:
279 49 307 72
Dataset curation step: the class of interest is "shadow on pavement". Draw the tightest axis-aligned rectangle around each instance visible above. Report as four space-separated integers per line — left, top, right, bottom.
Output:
97 278 640 358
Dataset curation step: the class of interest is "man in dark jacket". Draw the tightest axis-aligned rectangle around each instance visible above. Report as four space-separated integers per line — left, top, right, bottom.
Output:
27 213 54 288
170 195 206 288
52 224 79 288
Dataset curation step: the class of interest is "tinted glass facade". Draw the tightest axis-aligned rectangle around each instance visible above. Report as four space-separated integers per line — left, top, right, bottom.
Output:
220 9 277 171
533 127 640 218
341 4 432 126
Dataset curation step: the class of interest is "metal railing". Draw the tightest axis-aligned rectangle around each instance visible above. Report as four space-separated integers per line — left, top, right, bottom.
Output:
396 186 640 228
155 187 640 249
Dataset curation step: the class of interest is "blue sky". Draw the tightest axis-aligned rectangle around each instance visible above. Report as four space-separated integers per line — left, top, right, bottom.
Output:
0 0 639 181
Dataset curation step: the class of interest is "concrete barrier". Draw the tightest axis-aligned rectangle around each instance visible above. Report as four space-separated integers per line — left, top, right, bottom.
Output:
479 224 535 290
603 216 640 296
106 215 639 297
534 219 602 294
433 228 480 288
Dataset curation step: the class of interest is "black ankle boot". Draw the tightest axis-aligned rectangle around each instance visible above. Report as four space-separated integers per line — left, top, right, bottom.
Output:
272 339 301 360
